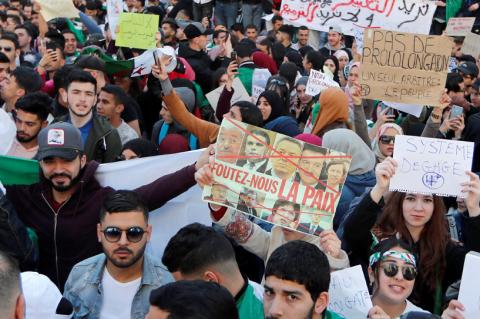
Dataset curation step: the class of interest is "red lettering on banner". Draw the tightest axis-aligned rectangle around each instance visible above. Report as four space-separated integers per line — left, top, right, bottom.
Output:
280 2 319 23
331 0 396 17
302 185 317 205
285 182 299 202
249 175 279 194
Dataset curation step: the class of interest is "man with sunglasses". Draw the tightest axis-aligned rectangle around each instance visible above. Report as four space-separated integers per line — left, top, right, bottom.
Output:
4 122 202 291
64 190 173 319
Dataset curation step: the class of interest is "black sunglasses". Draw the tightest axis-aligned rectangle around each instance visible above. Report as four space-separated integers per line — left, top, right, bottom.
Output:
101 226 146 243
0 46 13 52
379 135 395 144
381 263 417 281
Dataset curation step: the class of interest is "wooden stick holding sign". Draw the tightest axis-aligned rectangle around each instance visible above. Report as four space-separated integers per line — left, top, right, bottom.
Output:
389 135 474 197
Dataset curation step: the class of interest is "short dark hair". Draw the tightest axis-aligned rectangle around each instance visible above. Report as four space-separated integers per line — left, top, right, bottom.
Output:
231 22 244 33
302 143 327 155
11 66 42 93
272 199 300 222
299 26 309 32
306 51 325 71
45 29 65 49
149 280 239 319
213 29 227 40
14 24 32 37
0 51 9 63
161 19 178 31
0 31 19 49
233 100 263 127
473 79 480 92
446 72 464 93
271 15 283 24
101 84 129 106
265 240 330 302
53 65 77 92
235 41 253 58
15 92 52 121
245 24 257 31
250 129 270 145
6 14 20 26
0 250 21 313
75 55 106 73
99 190 149 222
162 223 237 274
66 69 97 92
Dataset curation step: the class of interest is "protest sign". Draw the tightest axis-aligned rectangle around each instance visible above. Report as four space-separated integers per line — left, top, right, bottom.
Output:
279 0 436 36
205 78 250 111
445 17 475 37
115 13 159 50
390 135 474 197
458 251 480 319
360 29 451 106
202 118 351 233
96 150 211 258
306 69 340 96
36 0 79 21
462 32 480 59
106 0 123 40
251 68 272 102
382 101 423 118
328 265 373 318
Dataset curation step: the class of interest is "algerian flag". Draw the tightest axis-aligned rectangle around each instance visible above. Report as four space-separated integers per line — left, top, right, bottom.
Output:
131 47 177 77
0 156 39 186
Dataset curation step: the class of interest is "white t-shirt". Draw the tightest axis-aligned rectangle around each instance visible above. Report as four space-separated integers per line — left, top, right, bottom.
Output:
99 267 142 319
402 300 430 316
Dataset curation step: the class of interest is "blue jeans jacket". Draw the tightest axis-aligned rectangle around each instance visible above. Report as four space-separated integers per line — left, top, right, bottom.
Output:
63 253 173 319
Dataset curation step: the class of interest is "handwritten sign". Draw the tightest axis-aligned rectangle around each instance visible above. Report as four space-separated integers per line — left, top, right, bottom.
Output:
306 69 340 96
459 251 480 319
328 265 373 318
390 135 474 197
445 18 475 37
202 118 351 233
206 78 250 111
279 0 436 36
115 13 159 49
106 0 123 40
360 29 451 106
462 32 480 59
37 0 79 21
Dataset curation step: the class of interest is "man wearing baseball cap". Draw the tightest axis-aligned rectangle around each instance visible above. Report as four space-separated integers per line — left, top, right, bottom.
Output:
4 121 207 291
178 22 216 93
457 61 479 97
319 25 348 57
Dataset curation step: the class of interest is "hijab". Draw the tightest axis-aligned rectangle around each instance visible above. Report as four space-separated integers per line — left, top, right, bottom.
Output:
372 123 404 162
257 90 285 124
312 87 349 136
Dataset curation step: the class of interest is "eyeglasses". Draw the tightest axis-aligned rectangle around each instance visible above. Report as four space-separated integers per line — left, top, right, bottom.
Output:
101 226 146 243
381 263 417 281
379 135 395 144
0 46 13 52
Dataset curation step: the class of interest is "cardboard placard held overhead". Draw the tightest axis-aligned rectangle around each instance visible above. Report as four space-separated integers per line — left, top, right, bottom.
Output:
360 29 451 106
202 118 352 233
115 13 159 49
445 17 475 36
462 32 480 59
36 0 79 21
390 135 474 197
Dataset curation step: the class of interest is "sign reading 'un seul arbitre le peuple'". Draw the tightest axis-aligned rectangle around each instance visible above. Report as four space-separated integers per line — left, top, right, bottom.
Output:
202 118 352 234
279 0 437 36
359 29 452 106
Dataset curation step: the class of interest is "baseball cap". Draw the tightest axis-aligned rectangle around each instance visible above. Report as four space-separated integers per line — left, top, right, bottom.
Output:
184 22 213 39
457 61 479 77
329 24 343 34
21 272 74 319
37 122 84 161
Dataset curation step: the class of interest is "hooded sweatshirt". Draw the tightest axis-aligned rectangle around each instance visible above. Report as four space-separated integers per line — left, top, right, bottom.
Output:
322 128 377 229
6 161 197 290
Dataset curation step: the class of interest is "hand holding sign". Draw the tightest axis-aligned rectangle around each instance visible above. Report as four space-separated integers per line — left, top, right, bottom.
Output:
371 157 397 203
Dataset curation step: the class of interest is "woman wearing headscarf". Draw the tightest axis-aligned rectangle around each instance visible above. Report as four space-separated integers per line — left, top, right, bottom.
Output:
311 87 351 137
372 123 404 163
322 128 377 230
323 55 341 85
257 90 301 137
334 50 350 87
292 76 314 131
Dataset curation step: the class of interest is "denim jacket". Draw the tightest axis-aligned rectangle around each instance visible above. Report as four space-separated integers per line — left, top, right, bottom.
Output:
63 253 173 319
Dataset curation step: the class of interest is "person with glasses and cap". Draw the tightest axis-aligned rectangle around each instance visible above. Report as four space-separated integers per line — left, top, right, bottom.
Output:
4 121 207 292
456 61 479 97
63 190 173 319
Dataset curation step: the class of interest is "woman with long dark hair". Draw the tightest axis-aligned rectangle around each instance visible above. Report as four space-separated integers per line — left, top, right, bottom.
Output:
343 157 480 314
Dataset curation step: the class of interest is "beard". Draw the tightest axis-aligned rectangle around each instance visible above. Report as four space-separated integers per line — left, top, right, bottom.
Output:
16 131 38 143
45 167 84 192
105 243 147 269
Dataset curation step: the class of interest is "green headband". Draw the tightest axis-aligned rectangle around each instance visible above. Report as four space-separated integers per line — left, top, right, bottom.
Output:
369 250 417 268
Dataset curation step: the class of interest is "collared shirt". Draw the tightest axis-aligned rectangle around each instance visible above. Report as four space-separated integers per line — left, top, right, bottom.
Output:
242 159 268 172
6 138 38 159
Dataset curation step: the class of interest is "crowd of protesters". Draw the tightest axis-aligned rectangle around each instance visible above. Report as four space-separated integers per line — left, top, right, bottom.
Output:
0 0 480 318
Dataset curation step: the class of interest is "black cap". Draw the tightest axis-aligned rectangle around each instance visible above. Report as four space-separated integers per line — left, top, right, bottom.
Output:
184 22 212 39
457 61 479 78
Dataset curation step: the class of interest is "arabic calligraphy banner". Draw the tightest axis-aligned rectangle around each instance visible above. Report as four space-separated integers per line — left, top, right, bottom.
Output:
279 0 436 36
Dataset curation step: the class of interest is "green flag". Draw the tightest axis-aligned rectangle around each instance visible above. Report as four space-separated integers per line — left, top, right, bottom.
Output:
0 156 39 186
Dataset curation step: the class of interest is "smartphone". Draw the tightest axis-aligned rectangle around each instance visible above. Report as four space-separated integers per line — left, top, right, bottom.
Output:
450 105 463 119
153 50 159 65
231 51 237 61
380 103 395 116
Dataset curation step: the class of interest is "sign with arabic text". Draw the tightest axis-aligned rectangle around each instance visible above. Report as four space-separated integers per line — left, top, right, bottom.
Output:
279 0 436 36
116 13 159 49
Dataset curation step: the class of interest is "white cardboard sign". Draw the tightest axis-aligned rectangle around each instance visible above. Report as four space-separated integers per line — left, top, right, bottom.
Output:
390 136 474 197
306 69 339 96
